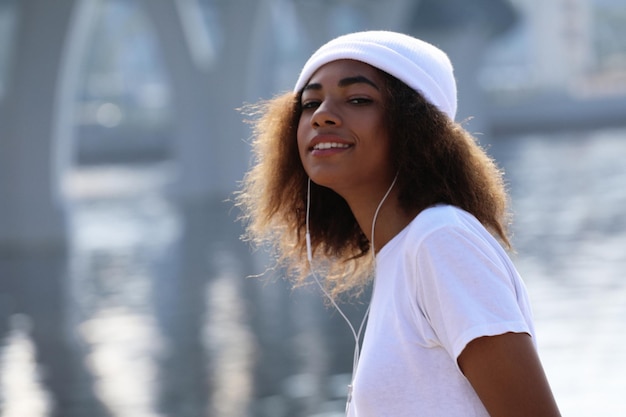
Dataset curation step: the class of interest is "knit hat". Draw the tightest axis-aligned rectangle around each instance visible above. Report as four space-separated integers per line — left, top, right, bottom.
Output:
294 31 457 120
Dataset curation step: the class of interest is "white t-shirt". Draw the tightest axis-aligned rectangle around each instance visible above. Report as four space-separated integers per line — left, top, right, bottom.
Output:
348 205 535 417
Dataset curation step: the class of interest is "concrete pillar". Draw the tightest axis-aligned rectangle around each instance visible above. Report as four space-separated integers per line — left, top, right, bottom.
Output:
141 0 264 202
0 0 94 251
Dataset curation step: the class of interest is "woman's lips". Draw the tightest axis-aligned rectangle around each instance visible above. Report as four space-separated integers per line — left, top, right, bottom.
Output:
309 134 353 154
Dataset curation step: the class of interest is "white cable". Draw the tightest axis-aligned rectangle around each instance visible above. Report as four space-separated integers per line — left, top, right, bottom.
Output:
305 173 398 413
306 178 359 344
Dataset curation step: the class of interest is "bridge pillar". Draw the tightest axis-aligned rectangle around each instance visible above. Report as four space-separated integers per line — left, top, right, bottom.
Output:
0 0 97 251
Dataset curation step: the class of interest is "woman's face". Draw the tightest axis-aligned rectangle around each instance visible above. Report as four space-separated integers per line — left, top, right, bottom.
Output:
297 59 394 199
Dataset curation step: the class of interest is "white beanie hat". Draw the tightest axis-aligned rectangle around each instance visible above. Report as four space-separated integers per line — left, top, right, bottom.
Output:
294 31 457 121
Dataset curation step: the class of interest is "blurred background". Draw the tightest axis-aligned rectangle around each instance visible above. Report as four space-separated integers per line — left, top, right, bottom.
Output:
0 0 625 416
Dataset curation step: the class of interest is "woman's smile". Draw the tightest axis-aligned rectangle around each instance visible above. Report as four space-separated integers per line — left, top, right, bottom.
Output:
309 134 353 155
312 142 350 151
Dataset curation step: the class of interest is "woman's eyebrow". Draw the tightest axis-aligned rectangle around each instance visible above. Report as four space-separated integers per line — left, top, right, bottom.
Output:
303 75 380 92
303 82 322 92
338 75 379 90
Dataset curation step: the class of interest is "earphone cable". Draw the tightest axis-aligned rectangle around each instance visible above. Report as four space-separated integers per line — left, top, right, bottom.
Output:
305 173 398 411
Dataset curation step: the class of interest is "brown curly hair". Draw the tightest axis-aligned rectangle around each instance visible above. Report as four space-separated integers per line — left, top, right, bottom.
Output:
236 69 511 300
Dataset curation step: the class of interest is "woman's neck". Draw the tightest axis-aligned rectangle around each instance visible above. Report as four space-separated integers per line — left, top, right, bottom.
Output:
345 188 418 254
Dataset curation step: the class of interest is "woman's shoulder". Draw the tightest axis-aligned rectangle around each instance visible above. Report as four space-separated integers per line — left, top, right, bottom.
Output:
405 204 497 248
406 205 505 259
381 205 490 258
411 204 477 233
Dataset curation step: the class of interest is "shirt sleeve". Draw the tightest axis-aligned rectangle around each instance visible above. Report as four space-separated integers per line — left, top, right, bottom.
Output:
413 223 533 370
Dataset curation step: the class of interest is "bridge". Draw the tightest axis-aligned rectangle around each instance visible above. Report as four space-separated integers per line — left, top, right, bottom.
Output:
0 0 520 251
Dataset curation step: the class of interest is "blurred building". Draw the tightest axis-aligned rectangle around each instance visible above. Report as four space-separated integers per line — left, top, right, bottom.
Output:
482 0 626 96
480 0 626 134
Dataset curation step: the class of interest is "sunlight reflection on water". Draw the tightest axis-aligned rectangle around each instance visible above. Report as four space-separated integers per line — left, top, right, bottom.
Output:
0 316 51 417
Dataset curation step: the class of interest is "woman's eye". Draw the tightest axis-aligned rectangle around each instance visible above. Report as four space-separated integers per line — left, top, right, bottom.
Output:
349 97 372 105
301 100 320 110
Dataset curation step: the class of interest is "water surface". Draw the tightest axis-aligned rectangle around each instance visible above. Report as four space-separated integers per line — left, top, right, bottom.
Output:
0 127 625 416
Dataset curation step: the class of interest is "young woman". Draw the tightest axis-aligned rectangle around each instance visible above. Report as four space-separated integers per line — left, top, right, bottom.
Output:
237 31 561 417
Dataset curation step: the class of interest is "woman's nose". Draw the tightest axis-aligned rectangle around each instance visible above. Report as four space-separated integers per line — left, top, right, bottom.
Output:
311 102 341 127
